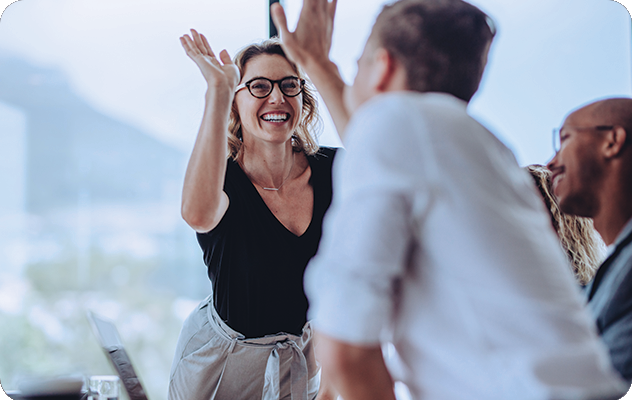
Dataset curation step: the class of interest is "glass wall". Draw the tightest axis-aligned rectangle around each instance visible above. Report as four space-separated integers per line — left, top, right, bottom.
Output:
0 1 629 400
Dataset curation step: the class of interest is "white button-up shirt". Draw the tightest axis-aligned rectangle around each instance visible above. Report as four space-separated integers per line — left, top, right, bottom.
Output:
305 92 628 400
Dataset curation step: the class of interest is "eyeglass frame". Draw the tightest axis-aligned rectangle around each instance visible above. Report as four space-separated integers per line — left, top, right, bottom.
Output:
552 125 614 153
235 76 306 99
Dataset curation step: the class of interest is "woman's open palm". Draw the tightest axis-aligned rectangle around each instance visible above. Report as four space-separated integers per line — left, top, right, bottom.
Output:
180 29 240 93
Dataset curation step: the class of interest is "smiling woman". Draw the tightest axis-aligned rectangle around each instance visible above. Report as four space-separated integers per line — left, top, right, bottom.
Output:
0 1 630 399
229 49 321 162
170 31 339 400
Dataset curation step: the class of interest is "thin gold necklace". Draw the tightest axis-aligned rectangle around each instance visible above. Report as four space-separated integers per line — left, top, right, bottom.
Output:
252 152 295 191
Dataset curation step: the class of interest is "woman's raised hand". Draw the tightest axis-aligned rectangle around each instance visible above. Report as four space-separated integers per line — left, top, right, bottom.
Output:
180 29 240 94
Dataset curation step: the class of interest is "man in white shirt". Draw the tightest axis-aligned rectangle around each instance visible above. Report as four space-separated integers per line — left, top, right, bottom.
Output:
272 0 628 399
548 98 632 384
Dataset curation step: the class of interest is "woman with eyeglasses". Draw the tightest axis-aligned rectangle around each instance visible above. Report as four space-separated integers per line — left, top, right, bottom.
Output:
168 30 339 400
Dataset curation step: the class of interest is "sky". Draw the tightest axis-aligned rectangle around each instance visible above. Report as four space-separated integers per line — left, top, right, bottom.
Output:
0 0 631 167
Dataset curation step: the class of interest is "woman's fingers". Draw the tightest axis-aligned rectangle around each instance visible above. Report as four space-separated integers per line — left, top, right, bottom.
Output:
180 35 199 57
179 35 188 50
190 29 205 54
180 30 238 90
219 49 240 88
200 33 215 58
218 49 232 65
181 31 224 69
181 34 203 55
191 29 217 59
181 30 236 81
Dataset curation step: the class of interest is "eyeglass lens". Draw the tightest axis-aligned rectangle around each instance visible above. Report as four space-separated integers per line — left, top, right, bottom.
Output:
248 78 302 98
552 128 561 153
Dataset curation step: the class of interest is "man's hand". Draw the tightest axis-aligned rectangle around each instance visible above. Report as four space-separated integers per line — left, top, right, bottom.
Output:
270 0 337 69
271 0 350 136
315 331 397 400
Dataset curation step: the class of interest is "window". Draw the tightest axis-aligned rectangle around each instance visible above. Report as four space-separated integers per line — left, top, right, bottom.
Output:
0 1 629 399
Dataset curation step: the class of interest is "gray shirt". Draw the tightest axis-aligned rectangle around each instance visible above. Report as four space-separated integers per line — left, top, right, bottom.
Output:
588 217 632 383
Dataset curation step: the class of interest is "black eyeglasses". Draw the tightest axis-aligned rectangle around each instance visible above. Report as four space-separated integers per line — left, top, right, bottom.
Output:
552 125 614 153
235 76 305 99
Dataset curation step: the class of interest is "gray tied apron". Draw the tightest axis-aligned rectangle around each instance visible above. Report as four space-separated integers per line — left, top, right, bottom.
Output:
168 295 320 400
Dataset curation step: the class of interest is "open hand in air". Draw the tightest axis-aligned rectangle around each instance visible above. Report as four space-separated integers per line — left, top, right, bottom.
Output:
180 29 240 94
271 0 337 69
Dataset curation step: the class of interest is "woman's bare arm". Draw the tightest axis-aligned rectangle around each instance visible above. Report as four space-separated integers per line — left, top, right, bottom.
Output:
180 30 240 233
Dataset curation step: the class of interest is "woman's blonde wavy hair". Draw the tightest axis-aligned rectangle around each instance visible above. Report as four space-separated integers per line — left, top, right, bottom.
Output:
527 164 605 286
228 38 321 161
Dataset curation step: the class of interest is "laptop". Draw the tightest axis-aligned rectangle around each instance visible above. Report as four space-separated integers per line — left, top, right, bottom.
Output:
86 311 149 400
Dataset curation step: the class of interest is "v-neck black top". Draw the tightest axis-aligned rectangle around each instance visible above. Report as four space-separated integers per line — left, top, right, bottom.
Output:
197 147 338 338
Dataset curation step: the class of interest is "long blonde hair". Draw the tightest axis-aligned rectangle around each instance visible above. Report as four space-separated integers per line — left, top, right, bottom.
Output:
228 38 321 161
527 164 605 285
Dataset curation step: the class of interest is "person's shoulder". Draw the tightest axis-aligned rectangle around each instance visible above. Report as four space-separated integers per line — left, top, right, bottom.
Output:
346 92 435 143
398 92 469 120
222 157 250 197
350 92 468 135
358 91 419 115
348 93 415 133
360 91 466 112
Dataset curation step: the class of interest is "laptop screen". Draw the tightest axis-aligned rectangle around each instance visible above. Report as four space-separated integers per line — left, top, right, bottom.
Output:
87 311 149 400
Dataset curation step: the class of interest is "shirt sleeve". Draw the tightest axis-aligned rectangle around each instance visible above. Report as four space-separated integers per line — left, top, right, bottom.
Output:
304 95 427 344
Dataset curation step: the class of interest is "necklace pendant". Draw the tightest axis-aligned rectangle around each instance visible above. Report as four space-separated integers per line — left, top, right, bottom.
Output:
252 152 294 192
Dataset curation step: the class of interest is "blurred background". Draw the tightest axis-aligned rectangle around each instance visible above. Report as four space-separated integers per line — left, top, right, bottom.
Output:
0 0 630 399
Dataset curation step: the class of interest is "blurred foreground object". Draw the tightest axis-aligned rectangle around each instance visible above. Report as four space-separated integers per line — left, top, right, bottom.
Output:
13 376 83 400
87 376 118 400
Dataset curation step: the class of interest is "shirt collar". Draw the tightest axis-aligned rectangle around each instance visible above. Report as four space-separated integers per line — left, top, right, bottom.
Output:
606 217 632 255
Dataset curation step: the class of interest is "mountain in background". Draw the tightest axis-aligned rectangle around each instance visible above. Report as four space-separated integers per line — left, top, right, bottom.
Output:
0 53 208 297
0 54 186 214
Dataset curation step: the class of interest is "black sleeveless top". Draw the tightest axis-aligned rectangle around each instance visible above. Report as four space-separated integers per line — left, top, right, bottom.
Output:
197 147 338 338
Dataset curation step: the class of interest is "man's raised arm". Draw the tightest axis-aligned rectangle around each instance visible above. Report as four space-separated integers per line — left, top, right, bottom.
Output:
271 0 350 136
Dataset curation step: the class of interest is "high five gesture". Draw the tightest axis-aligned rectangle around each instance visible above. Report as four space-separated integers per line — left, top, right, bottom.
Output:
271 0 337 69
271 0 349 136
180 29 240 95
